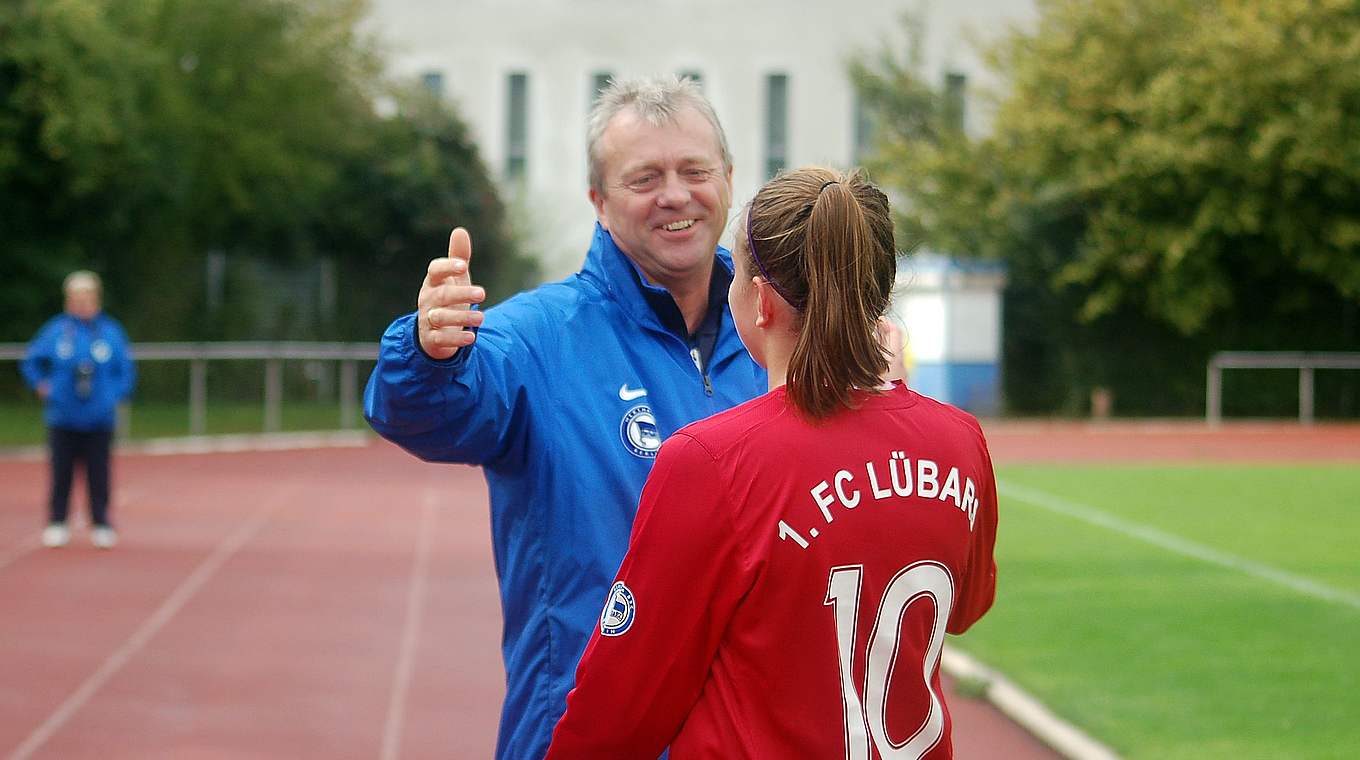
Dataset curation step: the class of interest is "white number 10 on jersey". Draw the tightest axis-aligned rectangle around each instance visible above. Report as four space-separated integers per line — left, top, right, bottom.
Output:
824 562 954 760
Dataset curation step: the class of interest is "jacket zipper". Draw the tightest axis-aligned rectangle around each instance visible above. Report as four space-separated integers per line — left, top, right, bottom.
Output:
689 347 713 397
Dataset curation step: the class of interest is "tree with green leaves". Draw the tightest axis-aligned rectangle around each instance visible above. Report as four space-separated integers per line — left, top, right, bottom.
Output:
0 0 535 346
854 0 1360 415
316 85 539 342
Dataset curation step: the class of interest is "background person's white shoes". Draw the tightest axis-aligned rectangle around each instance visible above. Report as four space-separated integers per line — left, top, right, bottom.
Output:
91 526 118 549
42 523 70 548
40 523 118 549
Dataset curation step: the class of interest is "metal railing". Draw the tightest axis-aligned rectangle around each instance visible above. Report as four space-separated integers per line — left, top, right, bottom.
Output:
1 342 378 435
1206 351 1360 425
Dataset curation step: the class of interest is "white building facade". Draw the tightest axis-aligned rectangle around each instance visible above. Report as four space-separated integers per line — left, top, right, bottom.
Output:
364 0 1035 278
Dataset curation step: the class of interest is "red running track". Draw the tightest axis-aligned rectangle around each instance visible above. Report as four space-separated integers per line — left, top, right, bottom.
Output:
1 440 1062 760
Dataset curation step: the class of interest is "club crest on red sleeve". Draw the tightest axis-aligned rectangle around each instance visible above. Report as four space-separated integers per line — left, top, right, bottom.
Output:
600 581 636 636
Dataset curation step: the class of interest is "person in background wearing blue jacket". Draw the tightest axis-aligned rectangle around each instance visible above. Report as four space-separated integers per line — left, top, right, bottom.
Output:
364 75 767 759
21 270 136 550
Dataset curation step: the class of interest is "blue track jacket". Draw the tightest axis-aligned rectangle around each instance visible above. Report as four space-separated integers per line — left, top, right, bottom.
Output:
364 224 767 759
21 313 135 431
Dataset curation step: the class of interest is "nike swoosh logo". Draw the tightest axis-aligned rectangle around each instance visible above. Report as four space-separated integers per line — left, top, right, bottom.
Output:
618 384 648 401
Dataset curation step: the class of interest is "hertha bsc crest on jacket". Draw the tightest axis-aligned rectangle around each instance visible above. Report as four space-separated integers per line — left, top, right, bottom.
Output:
600 581 635 636
620 404 661 458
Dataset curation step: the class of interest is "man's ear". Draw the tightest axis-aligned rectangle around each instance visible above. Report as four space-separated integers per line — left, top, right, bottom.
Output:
589 188 609 228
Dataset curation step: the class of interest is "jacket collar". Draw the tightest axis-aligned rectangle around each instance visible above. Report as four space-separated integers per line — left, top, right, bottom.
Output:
62 313 102 330
580 221 735 337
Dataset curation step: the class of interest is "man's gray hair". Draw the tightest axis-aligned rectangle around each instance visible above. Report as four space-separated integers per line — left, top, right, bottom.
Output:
63 270 102 294
587 74 732 196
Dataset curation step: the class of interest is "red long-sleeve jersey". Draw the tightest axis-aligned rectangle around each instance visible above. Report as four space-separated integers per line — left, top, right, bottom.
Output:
548 383 998 759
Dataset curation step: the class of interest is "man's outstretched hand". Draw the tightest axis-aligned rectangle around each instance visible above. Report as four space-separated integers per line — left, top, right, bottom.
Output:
417 227 487 360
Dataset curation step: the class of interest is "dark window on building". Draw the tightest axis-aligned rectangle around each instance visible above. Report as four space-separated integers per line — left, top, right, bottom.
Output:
944 71 967 133
590 71 613 109
765 73 789 179
853 92 876 165
506 72 529 181
420 70 444 97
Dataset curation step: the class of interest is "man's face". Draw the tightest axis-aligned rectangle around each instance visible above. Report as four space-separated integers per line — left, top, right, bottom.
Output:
590 106 733 291
64 288 100 320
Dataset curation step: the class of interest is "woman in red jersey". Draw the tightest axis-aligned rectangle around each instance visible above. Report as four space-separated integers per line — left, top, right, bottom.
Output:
548 167 998 760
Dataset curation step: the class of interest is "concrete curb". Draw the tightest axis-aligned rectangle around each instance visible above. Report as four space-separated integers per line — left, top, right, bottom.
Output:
942 646 1122 760
0 430 372 462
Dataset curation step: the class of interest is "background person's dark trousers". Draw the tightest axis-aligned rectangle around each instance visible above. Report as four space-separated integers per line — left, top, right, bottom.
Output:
48 427 113 527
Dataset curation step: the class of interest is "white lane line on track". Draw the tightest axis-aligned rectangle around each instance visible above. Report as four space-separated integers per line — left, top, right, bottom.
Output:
0 490 140 573
0 432 370 463
380 486 439 760
0 536 39 572
999 480 1360 612
941 646 1122 760
6 487 292 760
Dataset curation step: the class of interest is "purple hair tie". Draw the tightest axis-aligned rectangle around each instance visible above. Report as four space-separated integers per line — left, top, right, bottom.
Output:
745 199 805 310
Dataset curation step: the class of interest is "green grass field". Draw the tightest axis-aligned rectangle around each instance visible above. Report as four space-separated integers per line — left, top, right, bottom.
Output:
0 402 358 447
953 464 1360 760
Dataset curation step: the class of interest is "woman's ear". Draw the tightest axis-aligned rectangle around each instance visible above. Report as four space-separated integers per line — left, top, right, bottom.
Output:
753 277 775 328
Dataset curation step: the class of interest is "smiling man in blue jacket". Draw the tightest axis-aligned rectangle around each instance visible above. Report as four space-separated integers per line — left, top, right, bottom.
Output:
364 76 766 759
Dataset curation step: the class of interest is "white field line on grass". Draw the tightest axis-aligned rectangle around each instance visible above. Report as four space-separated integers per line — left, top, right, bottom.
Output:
999 480 1360 612
380 486 439 760
6 486 294 760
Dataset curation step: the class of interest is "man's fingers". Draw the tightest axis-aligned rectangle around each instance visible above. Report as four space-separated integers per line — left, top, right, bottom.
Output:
425 257 465 287
436 282 486 306
422 228 473 289
876 317 902 348
419 283 486 313
426 329 478 349
448 227 472 265
416 228 477 359
426 307 485 332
